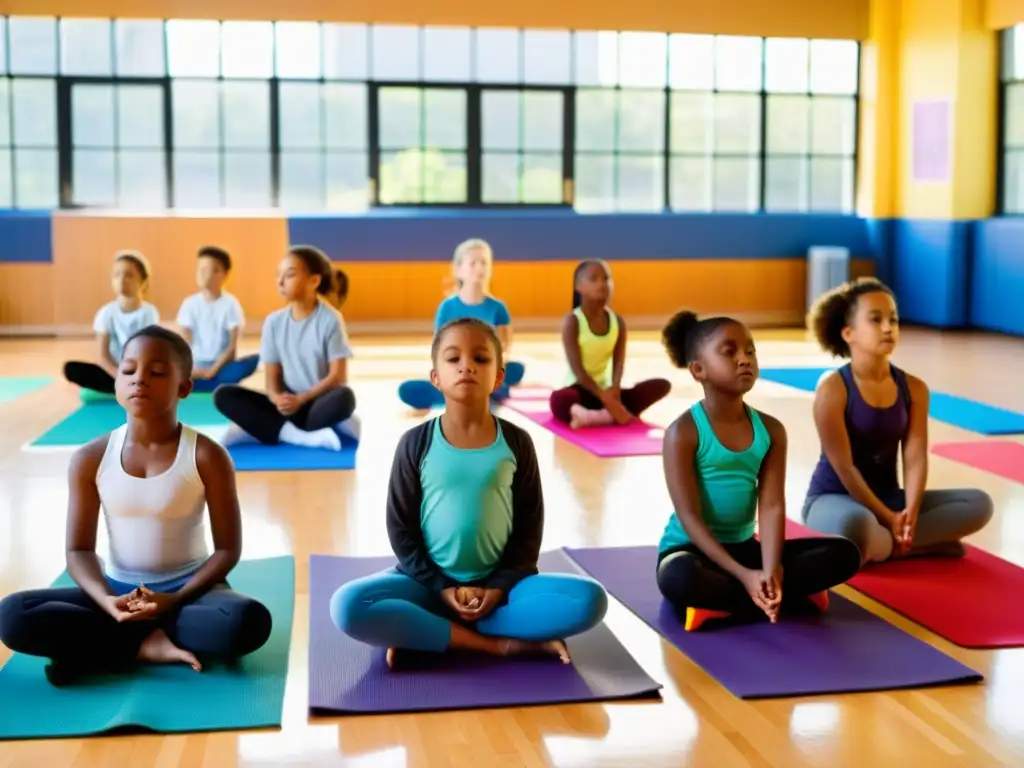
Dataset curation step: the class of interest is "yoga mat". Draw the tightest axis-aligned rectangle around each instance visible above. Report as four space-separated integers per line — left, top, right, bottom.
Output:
503 396 664 458
786 519 1024 648
307 550 663 715
0 376 52 403
31 394 226 448
27 397 358 471
0 556 295 740
759 367 1024 435
932 440 1024 485
229 437 357 471
565 545 981 699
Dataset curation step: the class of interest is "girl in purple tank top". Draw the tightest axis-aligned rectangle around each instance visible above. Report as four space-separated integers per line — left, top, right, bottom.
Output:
801 278 993 565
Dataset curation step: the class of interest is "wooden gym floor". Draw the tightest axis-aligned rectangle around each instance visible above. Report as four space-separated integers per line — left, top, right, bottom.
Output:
1 328 1024 767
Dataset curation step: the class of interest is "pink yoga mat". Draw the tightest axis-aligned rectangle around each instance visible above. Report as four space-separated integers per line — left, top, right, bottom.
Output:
503 393 664 458
932 441 1024 485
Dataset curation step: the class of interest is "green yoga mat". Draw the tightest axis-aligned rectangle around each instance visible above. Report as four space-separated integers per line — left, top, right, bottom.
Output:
31 394 228 448
0 376 52 404
0 555 294 740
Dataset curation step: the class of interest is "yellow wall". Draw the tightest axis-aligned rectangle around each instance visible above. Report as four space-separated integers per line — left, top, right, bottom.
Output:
987 0 1024 28
0 0 869 39
890 0 997 220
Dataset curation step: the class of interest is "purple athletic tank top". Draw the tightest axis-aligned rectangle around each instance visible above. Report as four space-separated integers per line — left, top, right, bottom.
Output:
806 363 911 498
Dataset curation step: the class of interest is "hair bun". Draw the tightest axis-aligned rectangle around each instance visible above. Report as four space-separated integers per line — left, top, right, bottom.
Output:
662 309 699 367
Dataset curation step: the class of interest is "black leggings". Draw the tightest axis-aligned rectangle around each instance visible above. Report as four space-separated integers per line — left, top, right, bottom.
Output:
656 537 861 615
64 361 115 394
213 384 356 445
0 584 272 673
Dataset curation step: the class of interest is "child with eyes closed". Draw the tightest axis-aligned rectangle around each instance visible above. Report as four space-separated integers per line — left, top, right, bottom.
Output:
331 317 608 668
656 310 861 631
0 326 271 685
64 250 159 399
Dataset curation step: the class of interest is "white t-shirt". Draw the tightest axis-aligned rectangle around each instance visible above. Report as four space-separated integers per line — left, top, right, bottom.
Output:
93 301 161 362
176 292 246 366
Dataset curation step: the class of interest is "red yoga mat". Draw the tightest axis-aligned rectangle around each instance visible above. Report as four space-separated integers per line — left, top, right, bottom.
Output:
932 441 1024 485
785 519 1024 648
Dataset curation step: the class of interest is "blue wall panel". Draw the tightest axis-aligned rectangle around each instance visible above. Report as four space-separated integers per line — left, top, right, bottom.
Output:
971 219 1024 336
287 210 873 262
0 211 53 263
891 219 971 328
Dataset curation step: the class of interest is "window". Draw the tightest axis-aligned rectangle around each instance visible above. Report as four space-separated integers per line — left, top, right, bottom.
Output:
1001 26 1024 213
763 39 858 213
0 16 860 212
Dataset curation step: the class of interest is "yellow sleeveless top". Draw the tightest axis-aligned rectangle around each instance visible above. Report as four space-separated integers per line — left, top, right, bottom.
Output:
567 307 619 388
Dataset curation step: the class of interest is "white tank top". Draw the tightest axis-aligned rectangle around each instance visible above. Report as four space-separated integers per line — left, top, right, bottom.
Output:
97 424 210 585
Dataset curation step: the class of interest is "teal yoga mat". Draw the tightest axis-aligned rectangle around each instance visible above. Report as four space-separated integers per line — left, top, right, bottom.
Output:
0 555 294 740
759 367 1024 435
0 376 52 403
30 394 227 448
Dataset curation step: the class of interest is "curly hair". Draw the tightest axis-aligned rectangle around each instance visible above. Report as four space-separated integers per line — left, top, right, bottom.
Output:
661 310 741 367
123 325 193 377
807 277 895 358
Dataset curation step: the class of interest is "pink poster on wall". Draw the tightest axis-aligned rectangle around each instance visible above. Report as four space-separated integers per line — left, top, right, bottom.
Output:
912 99 951 182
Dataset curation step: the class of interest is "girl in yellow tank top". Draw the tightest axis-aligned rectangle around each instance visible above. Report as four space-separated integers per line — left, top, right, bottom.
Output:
549 260 671 428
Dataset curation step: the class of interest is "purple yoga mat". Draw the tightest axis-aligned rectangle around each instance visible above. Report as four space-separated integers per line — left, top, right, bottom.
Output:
308 550 663 715
503 396 664 458
565 545 982 700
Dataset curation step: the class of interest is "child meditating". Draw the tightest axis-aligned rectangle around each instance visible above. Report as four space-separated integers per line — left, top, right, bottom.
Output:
399 239 525 409
64 250 159 398
656 310 860 631
176 245 258 392
214 245 358 450
331 317 608 668
550 260 671 428
0 326 272 685
802 277 993 563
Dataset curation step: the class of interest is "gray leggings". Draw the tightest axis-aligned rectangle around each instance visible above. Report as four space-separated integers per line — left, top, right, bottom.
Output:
801 488 994 564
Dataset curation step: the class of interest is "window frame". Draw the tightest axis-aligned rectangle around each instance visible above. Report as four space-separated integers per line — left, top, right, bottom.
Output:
0 17 861 214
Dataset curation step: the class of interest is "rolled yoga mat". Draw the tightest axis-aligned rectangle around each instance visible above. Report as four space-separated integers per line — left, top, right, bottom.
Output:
564 545 981 699
787 519 1024 648
0 556 295 740
0 376 52 404
503 390 664 458
932 440 1024 486
27 395 357 471
758 367 1024 435
307 550 663 715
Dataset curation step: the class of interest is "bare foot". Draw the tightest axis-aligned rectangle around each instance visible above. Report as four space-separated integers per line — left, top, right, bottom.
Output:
137 628 202 672
386 647 398 669
501 638 572 664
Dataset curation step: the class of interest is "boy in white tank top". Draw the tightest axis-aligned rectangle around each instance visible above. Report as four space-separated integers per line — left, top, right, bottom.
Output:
0 326 272 685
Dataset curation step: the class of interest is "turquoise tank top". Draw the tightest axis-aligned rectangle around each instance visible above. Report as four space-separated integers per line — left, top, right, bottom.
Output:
658 402 772 552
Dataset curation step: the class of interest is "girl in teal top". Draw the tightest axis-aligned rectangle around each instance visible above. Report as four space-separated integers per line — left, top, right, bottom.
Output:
657 310 860 632
549 260 671 428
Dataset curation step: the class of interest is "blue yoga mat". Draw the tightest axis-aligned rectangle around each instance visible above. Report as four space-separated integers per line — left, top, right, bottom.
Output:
759 367 1024 435
0 376 53 403
0 556 295 740
29 397 358 471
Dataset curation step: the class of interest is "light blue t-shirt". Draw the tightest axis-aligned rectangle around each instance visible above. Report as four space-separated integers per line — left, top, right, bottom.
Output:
259 300 352 394
659 402 772 553
419 417 517 582
93 301 161 362
434 295 511 332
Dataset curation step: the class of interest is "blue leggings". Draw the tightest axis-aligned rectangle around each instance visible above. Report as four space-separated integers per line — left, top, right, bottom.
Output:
398 361 526 409
330 568 608 652
191 355 260 393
